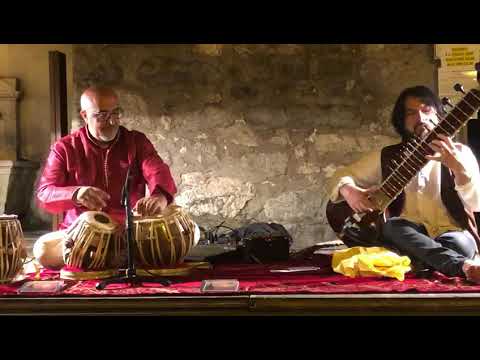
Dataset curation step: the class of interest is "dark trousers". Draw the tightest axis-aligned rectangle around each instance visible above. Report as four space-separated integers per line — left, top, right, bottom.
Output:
382 217 477 277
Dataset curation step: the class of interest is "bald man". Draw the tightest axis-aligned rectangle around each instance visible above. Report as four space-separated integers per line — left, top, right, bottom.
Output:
33 86 185 269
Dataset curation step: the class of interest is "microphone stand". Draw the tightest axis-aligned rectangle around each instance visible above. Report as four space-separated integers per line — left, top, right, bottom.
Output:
96 166 171 290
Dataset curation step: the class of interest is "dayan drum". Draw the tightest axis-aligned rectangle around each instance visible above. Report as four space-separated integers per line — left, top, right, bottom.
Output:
133 205 196 269
0 215 26 283
62 211 123 274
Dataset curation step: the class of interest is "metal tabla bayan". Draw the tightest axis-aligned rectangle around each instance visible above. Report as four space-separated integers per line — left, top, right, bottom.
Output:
133 205 196 273
0 215 26 283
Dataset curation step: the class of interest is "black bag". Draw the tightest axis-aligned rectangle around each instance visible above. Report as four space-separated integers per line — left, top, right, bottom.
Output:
206 223 293 264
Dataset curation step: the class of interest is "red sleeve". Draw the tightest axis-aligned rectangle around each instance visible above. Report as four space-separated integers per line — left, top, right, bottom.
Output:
36 143 81 214
137 133 177 204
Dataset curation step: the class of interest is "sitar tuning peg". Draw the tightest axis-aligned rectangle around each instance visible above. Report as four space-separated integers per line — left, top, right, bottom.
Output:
454 83 466 94
441 97 454 108
476 62 480 84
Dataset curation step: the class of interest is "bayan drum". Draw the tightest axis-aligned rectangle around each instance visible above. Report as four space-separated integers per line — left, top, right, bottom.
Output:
133 205 196 270
0 215 26 283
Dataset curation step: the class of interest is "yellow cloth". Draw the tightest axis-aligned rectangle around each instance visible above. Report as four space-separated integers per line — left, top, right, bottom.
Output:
332 246 412 281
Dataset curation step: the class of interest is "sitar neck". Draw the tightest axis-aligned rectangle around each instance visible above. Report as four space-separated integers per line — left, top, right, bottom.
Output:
372 88 480 212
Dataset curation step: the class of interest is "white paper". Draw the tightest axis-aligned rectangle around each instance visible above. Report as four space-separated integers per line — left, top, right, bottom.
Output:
270 266 321 273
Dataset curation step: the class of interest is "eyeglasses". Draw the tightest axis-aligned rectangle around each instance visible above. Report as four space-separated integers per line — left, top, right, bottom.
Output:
89 107 124 121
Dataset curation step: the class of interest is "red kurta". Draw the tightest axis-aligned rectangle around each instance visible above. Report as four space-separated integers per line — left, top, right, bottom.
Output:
36 126 177 229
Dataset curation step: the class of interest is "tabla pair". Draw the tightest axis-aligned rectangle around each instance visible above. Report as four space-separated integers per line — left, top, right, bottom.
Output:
61 205 197 279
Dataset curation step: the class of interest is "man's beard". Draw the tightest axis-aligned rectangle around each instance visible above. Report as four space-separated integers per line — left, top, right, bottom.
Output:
403 124 430 143
413 123 430 138
88 124 119 142
97 130 118 142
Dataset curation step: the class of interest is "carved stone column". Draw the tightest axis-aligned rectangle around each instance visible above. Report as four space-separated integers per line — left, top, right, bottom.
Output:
0 78 20 160
0 160 39 216
0 78 39 218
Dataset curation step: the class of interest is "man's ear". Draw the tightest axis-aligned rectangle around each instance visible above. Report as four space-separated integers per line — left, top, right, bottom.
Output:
80 110 87 121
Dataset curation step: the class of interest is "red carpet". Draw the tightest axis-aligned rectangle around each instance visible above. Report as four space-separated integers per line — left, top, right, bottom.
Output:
1 254 479 297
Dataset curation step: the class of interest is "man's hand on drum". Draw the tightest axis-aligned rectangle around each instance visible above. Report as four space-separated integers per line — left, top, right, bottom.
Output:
134 194 168 216
73 186 110 211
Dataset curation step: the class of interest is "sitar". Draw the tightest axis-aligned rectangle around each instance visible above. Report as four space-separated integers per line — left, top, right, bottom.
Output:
326 70 480 247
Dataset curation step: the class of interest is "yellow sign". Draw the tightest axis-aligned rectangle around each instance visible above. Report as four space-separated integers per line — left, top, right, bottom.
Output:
444 47 475 67
435 44 480 72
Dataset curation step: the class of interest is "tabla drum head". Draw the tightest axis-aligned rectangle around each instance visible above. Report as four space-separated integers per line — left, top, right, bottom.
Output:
78 211 117 233
0 214 18 221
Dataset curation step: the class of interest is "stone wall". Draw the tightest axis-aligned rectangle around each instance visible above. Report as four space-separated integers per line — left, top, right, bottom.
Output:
72 44 435 249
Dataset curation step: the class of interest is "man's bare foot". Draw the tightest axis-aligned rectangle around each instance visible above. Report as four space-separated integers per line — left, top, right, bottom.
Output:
462 260 480 283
